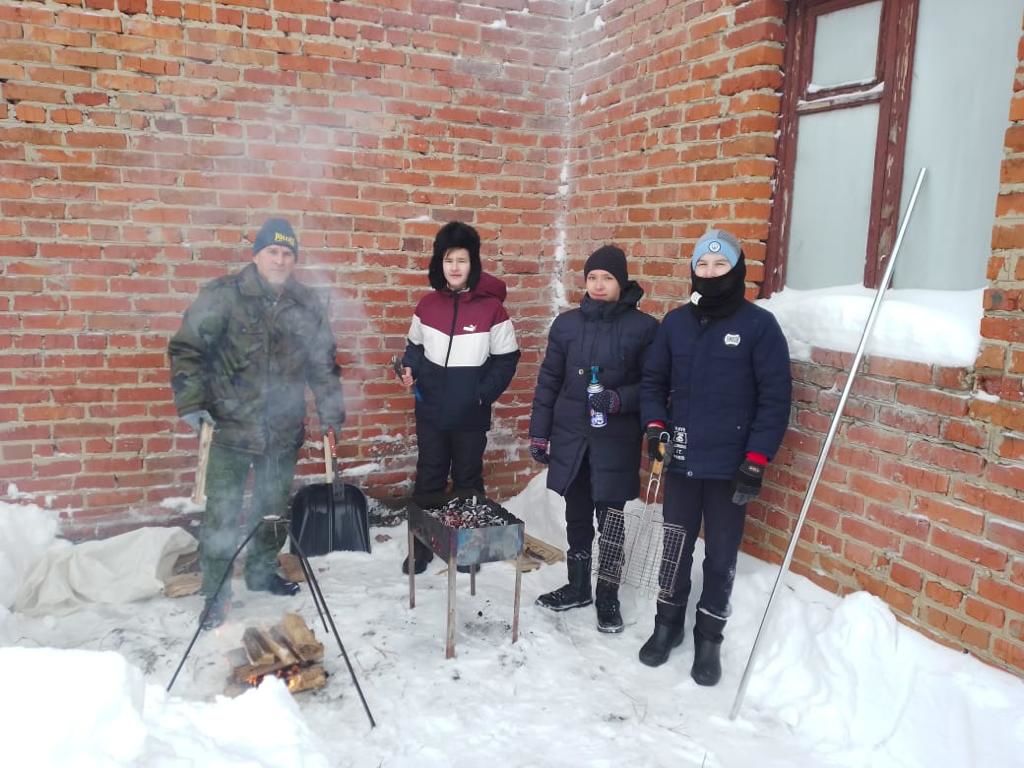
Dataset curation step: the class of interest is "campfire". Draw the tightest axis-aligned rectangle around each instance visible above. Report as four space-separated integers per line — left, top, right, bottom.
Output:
225 613 327 696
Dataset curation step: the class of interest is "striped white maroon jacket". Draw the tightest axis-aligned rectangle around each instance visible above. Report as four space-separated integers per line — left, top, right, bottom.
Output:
402 272 520 431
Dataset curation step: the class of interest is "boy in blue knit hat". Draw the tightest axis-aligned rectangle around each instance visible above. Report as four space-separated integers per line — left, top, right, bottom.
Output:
638 228 792 685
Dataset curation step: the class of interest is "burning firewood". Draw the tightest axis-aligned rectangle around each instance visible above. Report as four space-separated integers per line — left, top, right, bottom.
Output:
226 613 327 696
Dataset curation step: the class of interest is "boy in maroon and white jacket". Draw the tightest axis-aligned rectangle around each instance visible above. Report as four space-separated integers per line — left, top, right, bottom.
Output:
397 221 520 574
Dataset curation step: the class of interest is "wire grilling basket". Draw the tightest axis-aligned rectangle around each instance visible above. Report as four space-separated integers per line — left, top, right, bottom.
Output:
594 434 688 602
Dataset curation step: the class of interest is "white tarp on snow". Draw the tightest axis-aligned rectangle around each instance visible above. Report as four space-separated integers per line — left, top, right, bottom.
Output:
13 526 196 615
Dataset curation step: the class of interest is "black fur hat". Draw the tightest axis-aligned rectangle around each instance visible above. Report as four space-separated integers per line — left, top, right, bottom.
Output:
429 221 481 291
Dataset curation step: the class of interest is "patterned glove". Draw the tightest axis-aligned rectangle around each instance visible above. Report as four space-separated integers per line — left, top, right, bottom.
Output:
731 454 767 505
182 409 214 434
645 422 667 461
587 388 621 415
529 436 550 465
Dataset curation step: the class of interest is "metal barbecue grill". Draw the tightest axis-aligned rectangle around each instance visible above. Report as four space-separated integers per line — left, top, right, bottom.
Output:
407 495 525 659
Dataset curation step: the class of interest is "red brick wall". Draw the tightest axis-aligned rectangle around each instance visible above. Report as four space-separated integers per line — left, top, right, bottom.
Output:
566 0 1023 676
0 0 570 532
566 0 783 314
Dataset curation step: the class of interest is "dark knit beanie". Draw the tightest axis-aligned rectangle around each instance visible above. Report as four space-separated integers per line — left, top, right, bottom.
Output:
584 245 628 289
253 218 299 259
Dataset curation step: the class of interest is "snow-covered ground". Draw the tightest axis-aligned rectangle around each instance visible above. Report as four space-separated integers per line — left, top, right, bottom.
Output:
1 473 1022 767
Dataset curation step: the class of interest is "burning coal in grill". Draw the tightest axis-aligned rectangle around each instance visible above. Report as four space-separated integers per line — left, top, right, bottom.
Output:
422 496 509 528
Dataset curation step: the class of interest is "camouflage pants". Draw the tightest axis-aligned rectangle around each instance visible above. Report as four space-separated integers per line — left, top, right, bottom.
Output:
200 443 299 598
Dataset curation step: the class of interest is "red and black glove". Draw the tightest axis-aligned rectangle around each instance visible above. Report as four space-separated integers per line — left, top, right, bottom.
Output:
645 422 667 462
731 452 768 505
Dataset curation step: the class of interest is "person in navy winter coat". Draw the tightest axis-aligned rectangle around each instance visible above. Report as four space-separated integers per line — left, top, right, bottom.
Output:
529 245 658 633
397 222 521 574
639 229 791 685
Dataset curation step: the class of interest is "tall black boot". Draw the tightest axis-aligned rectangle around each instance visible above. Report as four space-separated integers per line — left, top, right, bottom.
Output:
401 538 434 575
691 609 727 686
595 580 623 633
638 600 686 667
536 552 593 611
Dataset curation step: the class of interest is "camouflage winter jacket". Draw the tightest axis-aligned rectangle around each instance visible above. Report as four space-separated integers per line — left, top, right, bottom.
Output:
168 263 345 454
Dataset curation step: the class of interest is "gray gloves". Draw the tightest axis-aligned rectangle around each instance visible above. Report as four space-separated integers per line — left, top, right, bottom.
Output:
182 409 214 434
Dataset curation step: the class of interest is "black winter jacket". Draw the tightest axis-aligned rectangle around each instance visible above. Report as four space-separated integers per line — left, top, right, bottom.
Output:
529 282 658 502
640 301 791 479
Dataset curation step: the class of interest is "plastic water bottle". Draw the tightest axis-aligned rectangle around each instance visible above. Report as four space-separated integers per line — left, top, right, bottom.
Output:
587 366 607 428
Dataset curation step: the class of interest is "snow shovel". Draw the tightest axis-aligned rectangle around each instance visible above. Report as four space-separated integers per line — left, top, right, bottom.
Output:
289 432 371 556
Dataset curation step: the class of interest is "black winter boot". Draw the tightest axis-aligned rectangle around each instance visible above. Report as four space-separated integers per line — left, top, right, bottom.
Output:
536 552 593 611
595 581 623 633
246 573 300 596
199 593 230 630
638 601 686 667
402 538 434 575
691 609 727 686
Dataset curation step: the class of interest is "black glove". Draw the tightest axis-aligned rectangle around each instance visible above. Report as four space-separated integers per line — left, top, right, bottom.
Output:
587 388 621 415
529 436 550 465
731 459 765 505
182 409 214 434
645 423 667 462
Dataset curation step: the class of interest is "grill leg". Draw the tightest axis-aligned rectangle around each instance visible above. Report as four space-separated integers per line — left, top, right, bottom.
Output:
408 524 415 610
512 553 522 644
470 564 476 596
446 551 457 659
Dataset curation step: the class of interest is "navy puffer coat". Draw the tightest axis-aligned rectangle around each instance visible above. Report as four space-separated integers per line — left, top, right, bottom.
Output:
640 301 792 479
529 282 658 502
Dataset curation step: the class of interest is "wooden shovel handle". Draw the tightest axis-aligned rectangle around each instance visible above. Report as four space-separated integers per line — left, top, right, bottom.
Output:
191 420 214 505
323 431 335 484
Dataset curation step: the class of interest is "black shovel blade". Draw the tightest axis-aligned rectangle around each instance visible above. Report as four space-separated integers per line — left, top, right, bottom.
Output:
290 482 372 556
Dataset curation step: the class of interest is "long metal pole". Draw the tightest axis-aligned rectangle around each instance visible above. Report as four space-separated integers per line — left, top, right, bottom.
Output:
729 167 927 721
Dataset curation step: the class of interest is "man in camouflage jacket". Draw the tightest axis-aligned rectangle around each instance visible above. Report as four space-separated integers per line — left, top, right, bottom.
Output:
168 218 345 629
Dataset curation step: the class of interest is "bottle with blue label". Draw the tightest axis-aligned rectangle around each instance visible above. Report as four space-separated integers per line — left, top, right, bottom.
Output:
587 366 607 428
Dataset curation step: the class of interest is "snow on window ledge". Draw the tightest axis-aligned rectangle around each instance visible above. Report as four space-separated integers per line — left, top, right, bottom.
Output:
757 285 984 368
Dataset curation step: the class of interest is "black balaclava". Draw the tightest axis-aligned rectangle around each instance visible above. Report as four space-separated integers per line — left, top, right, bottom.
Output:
690 253 747 319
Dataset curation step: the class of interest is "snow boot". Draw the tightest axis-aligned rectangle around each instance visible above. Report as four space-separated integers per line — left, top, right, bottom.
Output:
595 581 624 633
638 601 686 667
402 538 434 575
691 609 726 686
536 552 593 611
199 593 230 631
246 573 300 596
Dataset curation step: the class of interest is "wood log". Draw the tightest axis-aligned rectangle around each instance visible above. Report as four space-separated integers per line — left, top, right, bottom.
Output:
277 553 307 583
230 658 294 684
285 665 327 694
241 628 276 666
275 613 323 663
163 572 202 598
257 627 298 666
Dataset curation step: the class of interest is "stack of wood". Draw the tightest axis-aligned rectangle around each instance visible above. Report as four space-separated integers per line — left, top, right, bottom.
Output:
517 533 566 572
225 612 327 696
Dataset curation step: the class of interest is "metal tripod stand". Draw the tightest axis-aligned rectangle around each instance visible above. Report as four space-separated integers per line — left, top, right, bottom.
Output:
166 514 376 728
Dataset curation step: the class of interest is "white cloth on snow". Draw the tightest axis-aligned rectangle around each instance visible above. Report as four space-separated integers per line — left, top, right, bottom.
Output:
15 526 197 615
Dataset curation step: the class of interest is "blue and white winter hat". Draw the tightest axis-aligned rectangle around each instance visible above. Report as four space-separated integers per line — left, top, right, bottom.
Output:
691 229 741 269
